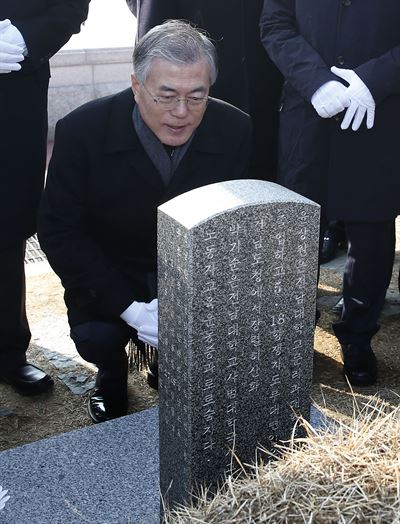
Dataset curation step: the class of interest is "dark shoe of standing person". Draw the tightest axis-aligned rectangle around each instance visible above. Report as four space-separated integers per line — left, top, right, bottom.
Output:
340 343 377 387
320 222 347 264
0 363 54 396
87 388 127 424
332 296 344 315
147 362 158 390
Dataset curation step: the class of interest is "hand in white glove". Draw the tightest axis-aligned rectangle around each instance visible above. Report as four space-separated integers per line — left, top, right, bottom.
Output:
0 19 27 55
0 20 24 73
331 66 375 131
138 324 158 348
311 80 349 118
121 298 158 347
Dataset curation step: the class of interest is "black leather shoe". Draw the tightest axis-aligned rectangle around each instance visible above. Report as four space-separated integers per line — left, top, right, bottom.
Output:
332 296 344 315
0 363 54 396
87 389 127 424
320 223 347 264
340 343 377 387
320 232 337 264
147 362 158 390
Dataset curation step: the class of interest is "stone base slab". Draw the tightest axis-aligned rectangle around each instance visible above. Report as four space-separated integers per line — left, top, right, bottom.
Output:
0 408 159 523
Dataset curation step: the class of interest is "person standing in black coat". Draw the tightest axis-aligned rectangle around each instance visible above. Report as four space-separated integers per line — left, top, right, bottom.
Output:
0 1 90 395
126 0 283 181
261 0 400 387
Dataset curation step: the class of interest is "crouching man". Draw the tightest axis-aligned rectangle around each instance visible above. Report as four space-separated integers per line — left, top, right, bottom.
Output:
38 20 252 423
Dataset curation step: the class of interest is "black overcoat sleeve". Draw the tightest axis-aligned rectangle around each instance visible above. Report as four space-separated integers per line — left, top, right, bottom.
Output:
12 0 90 67
38 116 136 319
355 46 400 104
260 0 336 101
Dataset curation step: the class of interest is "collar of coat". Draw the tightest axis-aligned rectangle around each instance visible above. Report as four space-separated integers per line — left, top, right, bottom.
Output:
104 88 223 156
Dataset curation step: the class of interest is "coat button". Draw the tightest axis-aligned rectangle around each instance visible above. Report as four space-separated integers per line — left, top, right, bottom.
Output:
342 0 351 5
337 56 345 65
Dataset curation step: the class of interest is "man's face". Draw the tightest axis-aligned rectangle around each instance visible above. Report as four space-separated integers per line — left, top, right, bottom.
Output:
131 58 211 147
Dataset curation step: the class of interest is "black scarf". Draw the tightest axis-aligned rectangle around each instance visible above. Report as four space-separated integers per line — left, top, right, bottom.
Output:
132 105 194 187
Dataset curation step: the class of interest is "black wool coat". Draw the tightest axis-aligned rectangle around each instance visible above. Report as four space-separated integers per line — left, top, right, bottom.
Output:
128 0 283 180
38 88 252 326
0 0 90 246
261 0 400 221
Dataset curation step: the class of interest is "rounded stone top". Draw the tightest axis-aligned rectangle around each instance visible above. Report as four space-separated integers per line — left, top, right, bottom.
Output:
158 180 320 229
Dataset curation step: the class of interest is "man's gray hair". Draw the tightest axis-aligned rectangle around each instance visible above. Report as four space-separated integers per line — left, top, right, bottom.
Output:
133 20 218 85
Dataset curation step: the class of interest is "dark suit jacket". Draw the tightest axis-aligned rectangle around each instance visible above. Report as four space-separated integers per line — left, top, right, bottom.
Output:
0 0 90 246
38 88 252 326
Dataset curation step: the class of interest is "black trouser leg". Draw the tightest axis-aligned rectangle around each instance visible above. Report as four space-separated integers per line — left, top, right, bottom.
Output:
70 320 133 413
333 220 395 346
0 241 31 372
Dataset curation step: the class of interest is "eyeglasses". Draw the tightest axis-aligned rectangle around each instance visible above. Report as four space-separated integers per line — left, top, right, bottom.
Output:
141 83 209 110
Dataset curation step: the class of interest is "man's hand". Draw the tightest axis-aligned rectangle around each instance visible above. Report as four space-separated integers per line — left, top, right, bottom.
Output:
331 66 375 131
0 19 24 74
121 298 158 347
311 81 349 118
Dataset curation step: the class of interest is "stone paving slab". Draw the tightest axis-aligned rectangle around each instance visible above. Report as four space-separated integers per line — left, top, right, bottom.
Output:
0 408 160 524
0 405 327 523
32 315 96 395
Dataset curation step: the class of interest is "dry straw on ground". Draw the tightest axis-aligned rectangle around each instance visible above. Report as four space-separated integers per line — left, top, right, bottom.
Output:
165 398 400 523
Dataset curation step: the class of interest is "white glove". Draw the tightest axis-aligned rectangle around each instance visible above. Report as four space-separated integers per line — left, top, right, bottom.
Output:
138 324 158 348
311 80 349 118
331 66 375 131
0 19 27 55
121 298 158 347
0 20 24 73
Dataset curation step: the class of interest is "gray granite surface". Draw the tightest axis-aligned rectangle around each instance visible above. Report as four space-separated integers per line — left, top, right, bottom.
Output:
0 404 329 523
157 180 320 506
0 408 159 524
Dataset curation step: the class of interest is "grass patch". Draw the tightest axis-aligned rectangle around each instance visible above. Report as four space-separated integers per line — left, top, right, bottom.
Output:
165 398 400 523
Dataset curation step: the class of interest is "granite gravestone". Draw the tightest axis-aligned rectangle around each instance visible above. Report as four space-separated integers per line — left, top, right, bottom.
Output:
157 179 320 507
